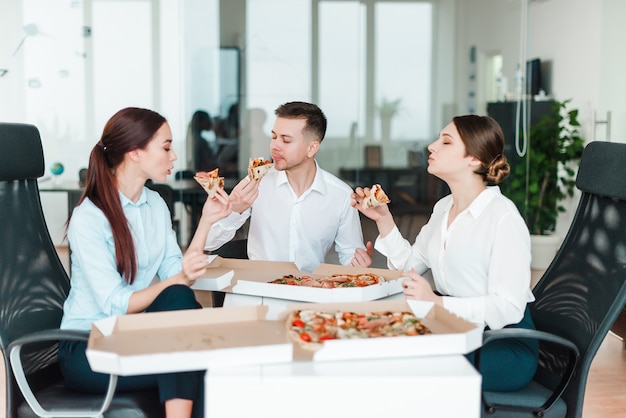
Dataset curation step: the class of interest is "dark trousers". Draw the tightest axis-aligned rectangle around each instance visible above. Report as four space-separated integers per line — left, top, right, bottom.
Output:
465 305 539 392
59 285 205 418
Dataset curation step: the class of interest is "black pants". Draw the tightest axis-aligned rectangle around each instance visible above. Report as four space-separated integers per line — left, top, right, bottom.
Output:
465 305 539 392
59 285 205 418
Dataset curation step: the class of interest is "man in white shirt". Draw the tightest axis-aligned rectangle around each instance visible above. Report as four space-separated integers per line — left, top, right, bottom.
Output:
205 101 372 272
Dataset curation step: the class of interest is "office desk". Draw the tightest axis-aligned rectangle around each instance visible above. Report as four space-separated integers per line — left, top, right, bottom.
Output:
205 354 482 417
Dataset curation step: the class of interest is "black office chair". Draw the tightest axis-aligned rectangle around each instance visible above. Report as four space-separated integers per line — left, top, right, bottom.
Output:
0 123 163 418
145 181 180 244
478 141 626 418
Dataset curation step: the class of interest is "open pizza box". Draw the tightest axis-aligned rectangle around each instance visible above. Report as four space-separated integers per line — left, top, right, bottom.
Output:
86 305 292 376
280 299 483 362
194 256 405 302
191 255 300 292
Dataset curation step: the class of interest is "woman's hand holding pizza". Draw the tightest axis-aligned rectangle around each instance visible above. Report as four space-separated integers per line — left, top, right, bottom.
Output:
402 269 442 305
352 187 396 238
352 187 386 218
229 177 259 214
201 187 232 224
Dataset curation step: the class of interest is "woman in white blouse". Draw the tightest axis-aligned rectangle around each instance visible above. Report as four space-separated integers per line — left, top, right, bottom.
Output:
353 115 538 391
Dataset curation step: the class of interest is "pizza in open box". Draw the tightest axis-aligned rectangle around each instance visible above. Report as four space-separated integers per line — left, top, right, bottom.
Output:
287 309 431 349
248 157 274 181
194 168 225 198
269 273 382 288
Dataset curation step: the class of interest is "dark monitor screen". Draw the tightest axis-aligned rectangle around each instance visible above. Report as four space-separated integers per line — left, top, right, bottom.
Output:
526 58 542 96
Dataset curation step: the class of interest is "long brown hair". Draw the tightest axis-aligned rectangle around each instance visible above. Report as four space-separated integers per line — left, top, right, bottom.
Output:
453 115 510 184
74 107 167 284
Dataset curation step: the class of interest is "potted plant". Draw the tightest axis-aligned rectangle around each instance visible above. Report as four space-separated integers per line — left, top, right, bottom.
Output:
500 99 585 268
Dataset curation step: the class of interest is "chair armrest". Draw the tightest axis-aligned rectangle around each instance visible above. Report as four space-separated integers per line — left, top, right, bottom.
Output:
8 329 118 418
10 328 90 345
477 328 580 415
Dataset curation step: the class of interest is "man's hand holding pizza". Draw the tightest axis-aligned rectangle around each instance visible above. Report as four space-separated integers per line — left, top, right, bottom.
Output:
229 177 260 214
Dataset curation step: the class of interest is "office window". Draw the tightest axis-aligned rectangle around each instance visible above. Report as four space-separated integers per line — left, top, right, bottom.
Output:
318 1 366 138
247 0 432 143
375 2 432 141
246 0 311 134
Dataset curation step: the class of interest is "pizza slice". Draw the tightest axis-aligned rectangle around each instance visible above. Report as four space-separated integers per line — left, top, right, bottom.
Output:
248 157 274 181
362 184 391 208
193 168 225 198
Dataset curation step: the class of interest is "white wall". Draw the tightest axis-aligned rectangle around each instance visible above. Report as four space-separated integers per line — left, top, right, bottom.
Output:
0 1 25 122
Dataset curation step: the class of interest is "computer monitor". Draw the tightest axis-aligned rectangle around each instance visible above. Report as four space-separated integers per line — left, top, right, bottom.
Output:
526 58 542 96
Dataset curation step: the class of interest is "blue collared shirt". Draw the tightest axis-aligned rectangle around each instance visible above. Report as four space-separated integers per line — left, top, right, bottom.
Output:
60 187 181 331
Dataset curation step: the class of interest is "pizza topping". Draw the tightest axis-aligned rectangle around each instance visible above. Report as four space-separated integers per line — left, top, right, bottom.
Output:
288 309 431 346
269 273 382 288
251 158 272 168
248 157 274 181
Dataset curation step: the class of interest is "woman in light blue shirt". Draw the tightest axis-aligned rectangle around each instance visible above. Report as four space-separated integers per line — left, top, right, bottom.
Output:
59 107 231 418
353 115 538 392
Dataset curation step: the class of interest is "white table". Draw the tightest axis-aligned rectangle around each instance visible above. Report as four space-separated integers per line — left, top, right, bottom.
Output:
205 354 482 418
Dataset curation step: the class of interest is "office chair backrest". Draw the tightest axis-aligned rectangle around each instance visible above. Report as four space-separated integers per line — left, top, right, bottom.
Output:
145 181 176 221
530 141 626 417
0 123 70 417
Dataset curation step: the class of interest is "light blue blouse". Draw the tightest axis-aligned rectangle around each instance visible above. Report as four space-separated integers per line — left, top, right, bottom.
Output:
60 187 182 331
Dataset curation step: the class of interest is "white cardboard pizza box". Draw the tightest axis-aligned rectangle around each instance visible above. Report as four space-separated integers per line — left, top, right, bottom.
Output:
86 305 292 376
190 255 234 291
199 256 406 302
281 299 483 361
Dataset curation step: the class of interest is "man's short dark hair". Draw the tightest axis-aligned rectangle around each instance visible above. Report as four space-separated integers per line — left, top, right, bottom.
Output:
274 101 327 142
